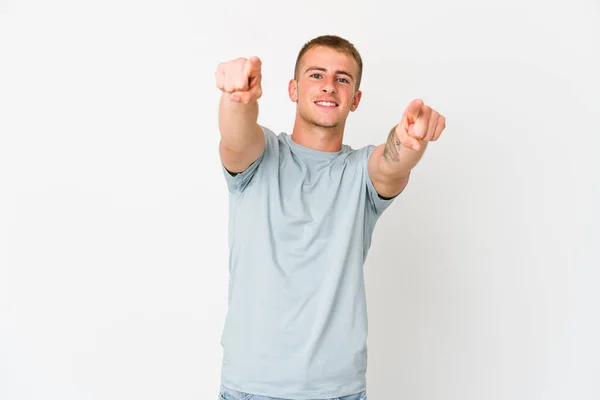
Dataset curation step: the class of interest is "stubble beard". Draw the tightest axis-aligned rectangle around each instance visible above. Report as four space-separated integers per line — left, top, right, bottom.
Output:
298 104 344 130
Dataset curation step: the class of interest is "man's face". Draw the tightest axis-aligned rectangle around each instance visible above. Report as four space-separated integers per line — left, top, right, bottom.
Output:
289 46 362 129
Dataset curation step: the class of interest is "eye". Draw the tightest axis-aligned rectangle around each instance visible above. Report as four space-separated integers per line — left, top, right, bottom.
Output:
337 77 349 83
310 73 322 79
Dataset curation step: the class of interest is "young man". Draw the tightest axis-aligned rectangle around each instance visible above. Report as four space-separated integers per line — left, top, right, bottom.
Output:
215 35 446 400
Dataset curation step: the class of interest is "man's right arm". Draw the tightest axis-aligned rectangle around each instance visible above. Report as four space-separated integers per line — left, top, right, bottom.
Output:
216 57 265 174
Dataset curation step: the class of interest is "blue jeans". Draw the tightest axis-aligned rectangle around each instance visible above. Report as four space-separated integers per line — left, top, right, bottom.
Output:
219 384 367 400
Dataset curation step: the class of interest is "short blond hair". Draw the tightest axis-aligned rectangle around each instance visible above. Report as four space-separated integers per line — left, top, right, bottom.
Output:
294 35 364 90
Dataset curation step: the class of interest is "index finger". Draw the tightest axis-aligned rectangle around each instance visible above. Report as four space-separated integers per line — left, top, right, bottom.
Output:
245 56 262 78
404 98 424 123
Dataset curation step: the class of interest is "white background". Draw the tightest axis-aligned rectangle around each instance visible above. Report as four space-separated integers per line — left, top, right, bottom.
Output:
1 1 599 399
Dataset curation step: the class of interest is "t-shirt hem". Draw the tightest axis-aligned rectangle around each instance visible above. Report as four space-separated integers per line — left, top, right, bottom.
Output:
221 378 366 400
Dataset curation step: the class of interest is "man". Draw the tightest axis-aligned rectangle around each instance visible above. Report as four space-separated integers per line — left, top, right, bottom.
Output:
214 35 446 400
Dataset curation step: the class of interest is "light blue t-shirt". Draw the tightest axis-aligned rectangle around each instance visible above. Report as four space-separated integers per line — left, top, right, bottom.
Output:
220 126 396 399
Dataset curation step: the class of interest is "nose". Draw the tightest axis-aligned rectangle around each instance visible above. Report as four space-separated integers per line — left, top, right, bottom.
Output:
320 77 337 94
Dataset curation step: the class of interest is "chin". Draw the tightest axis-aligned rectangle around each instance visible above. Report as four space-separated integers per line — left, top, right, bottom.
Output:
299 108 344 129
310 118 339 129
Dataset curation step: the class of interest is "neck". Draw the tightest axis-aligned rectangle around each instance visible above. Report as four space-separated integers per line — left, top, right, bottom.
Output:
290 112 345 152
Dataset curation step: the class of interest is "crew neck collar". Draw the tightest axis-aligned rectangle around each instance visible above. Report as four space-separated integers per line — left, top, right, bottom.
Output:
284 133 343 160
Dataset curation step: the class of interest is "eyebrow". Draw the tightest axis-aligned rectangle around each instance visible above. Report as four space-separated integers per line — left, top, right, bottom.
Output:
304 67 354 81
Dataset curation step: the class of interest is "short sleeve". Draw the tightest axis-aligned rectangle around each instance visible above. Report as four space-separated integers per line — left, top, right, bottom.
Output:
363 145 398 216
221 126 270 194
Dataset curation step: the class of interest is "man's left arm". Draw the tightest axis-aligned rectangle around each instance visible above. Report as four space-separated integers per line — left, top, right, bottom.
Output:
368 99 446 198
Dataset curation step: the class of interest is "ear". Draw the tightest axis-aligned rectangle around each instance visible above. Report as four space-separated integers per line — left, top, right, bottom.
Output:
288 79 298 102
350 90 362 112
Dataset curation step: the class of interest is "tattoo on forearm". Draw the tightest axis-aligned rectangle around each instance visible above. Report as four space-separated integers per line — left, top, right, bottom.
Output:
383 127 401 163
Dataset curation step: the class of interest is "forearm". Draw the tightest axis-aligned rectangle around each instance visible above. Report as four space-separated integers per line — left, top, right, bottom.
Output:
218 92 262 152
380 125 427 179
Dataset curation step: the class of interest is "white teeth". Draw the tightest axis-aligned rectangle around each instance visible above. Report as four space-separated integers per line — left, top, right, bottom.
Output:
316 101 336 107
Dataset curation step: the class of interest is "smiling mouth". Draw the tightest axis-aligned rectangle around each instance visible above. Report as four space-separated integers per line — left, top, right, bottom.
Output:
314 101 338 107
